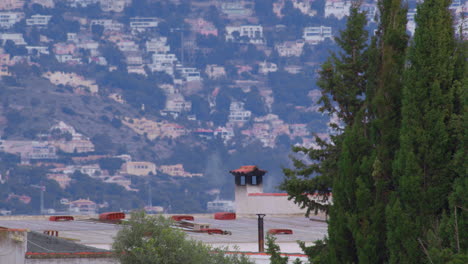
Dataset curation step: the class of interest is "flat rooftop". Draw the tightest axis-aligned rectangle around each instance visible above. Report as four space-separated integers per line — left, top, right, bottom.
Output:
0 214 328 253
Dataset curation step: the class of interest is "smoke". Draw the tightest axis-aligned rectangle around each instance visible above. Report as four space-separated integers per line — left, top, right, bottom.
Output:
203 152 228 187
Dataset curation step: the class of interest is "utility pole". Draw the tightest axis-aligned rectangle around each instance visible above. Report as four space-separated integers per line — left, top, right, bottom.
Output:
32 184 45 214
257 214 266 252
148 180 152 207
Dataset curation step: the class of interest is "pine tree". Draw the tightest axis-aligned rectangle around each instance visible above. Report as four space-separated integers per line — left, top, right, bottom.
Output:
388 0 460 262
280 4 370 218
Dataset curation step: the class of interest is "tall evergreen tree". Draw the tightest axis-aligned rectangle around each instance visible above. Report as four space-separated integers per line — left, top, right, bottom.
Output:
388 0 461 262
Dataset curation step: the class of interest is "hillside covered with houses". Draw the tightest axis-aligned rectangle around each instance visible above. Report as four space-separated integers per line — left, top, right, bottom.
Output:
0 0 466 215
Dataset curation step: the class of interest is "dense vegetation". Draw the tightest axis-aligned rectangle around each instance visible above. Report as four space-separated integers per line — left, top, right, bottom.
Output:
281 0 467 263
112 211 254 264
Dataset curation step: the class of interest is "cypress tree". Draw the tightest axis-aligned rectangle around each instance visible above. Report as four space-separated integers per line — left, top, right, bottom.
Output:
388 0 461 262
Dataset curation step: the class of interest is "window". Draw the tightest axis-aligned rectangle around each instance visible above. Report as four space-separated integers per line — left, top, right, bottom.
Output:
251 176 257 185
240 176 246 185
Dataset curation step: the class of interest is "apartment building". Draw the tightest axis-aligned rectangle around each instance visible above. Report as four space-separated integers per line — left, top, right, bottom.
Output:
176 65 201 82
0 0 24 11
225 25 264 44
324 0 351 20
26 14 51 26
130 17 159 31
205 64 226 79
121 161 157 176
100 0 126 12
90 19 124 32
303 26 332 44
258 61 278 74
146 37 170 53
25 46 50 55
0 33 26 45
275 40 305 57
228 101 252 122
0 12 23 28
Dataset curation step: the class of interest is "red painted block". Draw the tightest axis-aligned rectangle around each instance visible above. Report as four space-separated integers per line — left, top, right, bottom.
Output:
49 216 74 221
214 212 236 220
99 212 125 221
268 229 293 235
200 228 224 235
171 215 194 221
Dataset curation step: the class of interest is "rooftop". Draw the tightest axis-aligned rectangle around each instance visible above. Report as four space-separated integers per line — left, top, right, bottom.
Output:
229 165 267 176
0 214 327 253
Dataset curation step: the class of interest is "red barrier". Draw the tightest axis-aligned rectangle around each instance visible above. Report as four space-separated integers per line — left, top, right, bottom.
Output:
268 229 293 235
214 212 236 220
200 228 227 235
49 216 74 221
99 212 125 221
171 215 194 221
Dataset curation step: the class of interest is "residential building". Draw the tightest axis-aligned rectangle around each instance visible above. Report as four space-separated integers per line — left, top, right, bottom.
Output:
258 61 278 74
158 164 202 177
53 43 76 55
160 123 187 138
220 1 253 17
117 40 138 52
89 19 124 32
360 3 378 24
275 39 305 57
108 93 125 103
145 37 170 53
100 0 126 12
164 94 192 114
121 161 157 176
67 32 77 42
0 138 4 152
127 65 146 75
289 124 309 137
55 54 81 64
291 0 317 16
284 65 302 74
186 18 218 36
43 72 99 93
56 139 95 153
0 33 26 45
226 25 264 44
176 65 201 82
214 126 235 141
31 0 54 8
77 41 99 56
124 51 143 65
407 9 417 36
303 26 332 44
0 0 24 10
150 54 177 75
26 14 51 26
228 101 251 122
324 0 351 20
103 175 134 191
205 64 226 79
130 17 158 31
25 46 49 55
0 53 11 76
67 0 99 8
0 12 23 28
68 198 97 214
207 198 235 212
28 141 57 160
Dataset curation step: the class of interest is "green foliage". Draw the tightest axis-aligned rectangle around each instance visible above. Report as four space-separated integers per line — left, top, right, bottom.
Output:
266 234 289 264
113 211 253 264
98 158 124 175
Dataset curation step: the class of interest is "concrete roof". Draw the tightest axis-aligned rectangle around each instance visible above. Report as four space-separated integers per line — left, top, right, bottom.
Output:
0 214 328 253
